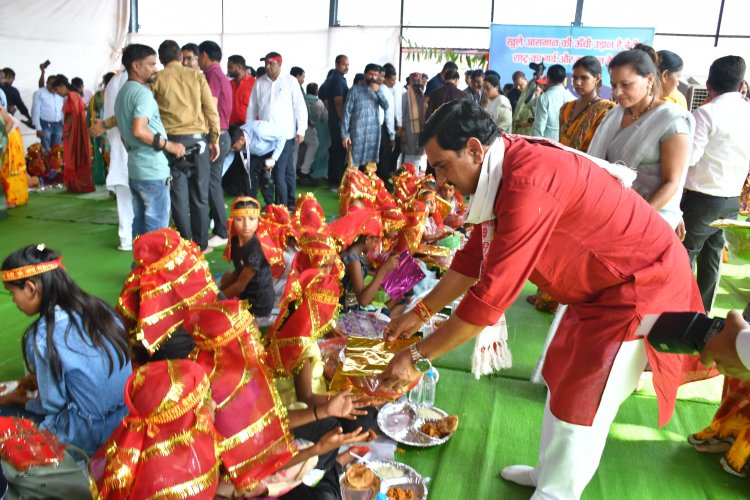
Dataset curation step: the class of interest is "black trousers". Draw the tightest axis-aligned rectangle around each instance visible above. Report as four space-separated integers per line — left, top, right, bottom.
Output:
248 152 277 207
327 121 346 189
168 133 211 250
680 189 740 313
377 123 396 183
208 131 231 238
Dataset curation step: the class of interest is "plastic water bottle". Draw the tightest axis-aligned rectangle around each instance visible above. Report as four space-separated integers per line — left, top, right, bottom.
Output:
408 374 423 405
420 369 437 407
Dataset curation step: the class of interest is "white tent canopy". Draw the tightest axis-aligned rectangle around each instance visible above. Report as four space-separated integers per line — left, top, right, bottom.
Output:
1 0 748 145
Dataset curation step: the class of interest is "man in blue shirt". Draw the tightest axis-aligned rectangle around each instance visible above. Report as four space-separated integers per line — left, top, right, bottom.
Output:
425 61 459 98
31 75 64 152
532 65 576 141
114 44 185 239
231 120 286 207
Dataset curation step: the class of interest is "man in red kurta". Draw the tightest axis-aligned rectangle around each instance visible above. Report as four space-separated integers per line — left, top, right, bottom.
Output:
380 100 713 499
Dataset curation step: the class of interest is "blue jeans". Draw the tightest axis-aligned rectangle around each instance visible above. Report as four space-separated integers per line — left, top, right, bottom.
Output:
39 119 63 152
129 177 171 238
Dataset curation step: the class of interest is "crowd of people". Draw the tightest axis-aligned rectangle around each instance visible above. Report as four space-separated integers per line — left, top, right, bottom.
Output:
1 38 750 500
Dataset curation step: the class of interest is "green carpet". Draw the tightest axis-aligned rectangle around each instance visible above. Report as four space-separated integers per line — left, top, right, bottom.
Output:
1 188 748 498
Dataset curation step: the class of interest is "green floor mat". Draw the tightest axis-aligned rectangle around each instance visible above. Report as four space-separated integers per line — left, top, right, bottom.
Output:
1 188 749 498
399 369 746 499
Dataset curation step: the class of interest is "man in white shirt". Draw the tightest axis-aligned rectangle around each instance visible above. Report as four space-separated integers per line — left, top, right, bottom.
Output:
31 75 64 152
681 55 750 313
246 51 307 212
378 63 399 181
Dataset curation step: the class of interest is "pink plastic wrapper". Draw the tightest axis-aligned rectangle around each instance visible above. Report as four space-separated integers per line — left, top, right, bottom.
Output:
381 249 425 302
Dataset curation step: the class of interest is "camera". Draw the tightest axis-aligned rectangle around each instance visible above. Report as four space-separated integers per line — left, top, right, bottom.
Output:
529 61 546 81
167 143 202 176
638 312 724 354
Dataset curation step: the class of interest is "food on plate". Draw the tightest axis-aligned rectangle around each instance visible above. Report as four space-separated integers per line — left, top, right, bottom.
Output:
387 486 415 500
373 464 406 479
344 463 376 489
420 414 459 438
415 406 443 420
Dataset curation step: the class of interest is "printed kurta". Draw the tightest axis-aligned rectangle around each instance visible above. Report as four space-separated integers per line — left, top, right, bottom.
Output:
341 84 388 166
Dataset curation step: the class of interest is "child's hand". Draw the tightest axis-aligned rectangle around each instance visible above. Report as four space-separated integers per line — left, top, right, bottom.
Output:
322 388 369 420
382 253 400 273
0 391 30 407
17 373 37 393
314 426 371 455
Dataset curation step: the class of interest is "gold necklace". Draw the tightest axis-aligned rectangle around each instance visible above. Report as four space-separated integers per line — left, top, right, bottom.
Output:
627 95 655 121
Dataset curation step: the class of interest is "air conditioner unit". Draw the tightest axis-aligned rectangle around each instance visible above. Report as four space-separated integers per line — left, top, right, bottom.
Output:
678 80 708 111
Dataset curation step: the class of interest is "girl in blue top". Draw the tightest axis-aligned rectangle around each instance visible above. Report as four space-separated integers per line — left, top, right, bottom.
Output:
0 244 132 456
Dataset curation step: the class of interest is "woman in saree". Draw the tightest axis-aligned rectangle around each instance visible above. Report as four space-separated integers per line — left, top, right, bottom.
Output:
87 72 114 186
0 106 28 207
528 56 614 313
54 75 93 193
588 48 694 233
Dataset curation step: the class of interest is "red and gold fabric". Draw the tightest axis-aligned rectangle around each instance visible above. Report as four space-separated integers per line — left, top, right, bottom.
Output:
691 377 750 476
338 167 378 216
395 200 427 254
25 143 46 177
0 417 65 471
327 207 382 248
294 192 326 234
391 162 420 206
45 144 64 172
223 197 262 262
89 359 221 500
184 300 297 493
257 204 297 280
266 269 341 376
62 91 94 193
117 228 219 353
1 128 29 206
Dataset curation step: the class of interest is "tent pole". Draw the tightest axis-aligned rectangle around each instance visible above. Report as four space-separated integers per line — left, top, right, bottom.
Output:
398 0 404 80
573 0 584 26
714 0 725 47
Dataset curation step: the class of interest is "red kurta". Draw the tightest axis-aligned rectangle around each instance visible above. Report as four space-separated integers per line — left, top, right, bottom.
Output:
452 135 714 427
62 91 94 193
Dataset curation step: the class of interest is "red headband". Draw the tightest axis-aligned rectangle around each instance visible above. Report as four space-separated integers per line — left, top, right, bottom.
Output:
265 55 282 64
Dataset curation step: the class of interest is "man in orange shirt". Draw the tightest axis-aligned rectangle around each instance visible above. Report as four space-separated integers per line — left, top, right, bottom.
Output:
228 55 255 126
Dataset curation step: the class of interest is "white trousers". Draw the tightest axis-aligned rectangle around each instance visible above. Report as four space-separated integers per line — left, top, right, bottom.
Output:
530 339 648 499
112 184 134 249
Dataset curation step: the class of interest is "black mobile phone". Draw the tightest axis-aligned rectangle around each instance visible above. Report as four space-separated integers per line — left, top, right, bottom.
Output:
640 312 725 355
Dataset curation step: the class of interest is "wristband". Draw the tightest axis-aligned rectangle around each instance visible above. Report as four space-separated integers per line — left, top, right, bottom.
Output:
152 132 163 152
412 299 433 323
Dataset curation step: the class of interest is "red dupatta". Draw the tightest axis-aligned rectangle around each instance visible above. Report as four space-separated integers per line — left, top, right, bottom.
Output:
185 301 297 493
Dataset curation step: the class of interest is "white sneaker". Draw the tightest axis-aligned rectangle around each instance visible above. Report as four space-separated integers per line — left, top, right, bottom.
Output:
207 235 228 247
500 465 536 486
117 244 133 252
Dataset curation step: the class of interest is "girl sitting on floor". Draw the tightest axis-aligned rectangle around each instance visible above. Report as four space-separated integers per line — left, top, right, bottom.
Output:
221 197 275 323
339 214 399 312
0 244 131 456
419 188 454 243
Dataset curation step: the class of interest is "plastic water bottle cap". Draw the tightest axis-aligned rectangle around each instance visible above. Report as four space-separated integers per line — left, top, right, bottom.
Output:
376 493 388 500
426 369 436 378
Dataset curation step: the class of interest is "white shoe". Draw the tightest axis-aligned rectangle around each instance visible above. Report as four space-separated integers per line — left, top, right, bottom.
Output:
117 244 133 252
500 465 536 487
207 235 228 247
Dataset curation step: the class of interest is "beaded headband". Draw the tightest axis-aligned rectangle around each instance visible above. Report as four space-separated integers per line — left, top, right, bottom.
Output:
1 257 62 283
230 197 260 218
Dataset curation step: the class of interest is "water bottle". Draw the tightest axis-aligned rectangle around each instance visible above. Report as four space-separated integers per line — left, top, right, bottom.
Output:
408 374 423 405
420 369 437 407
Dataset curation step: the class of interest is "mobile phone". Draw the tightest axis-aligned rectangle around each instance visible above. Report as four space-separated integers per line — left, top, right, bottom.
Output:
637 312 725 355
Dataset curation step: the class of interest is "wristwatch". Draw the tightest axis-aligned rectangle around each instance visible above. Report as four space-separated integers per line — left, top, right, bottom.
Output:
409 344 432 373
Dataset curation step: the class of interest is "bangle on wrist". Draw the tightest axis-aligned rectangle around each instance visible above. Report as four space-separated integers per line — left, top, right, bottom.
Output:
152 132 163 151
412 299 433 323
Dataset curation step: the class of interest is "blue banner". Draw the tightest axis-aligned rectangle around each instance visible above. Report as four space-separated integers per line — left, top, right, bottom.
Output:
489 24 654 98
